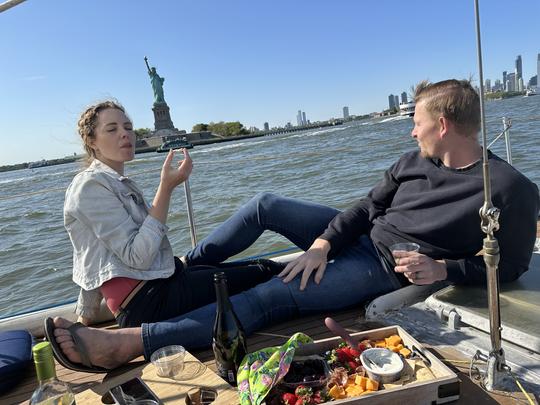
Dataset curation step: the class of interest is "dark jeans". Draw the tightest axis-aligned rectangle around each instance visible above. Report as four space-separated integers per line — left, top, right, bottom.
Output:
117 257 281 327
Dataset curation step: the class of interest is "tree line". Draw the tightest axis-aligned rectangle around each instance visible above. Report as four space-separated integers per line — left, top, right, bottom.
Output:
134 121 250 139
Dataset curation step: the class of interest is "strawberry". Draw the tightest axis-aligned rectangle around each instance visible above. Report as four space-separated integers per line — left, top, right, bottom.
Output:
282 393 297 405
336 348 351 363
295 398 305 405
294 385 313 398
347 360 360 370
310 392 322 404
348 348 360 358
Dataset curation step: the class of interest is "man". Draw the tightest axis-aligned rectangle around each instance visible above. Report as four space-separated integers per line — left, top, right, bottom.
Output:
48 79 539 372
280 79 538 289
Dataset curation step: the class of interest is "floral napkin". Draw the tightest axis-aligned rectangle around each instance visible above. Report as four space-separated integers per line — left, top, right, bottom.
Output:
237 332 313 405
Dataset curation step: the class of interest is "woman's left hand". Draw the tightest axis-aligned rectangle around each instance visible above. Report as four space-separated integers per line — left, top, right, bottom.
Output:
393 251 447 285
160 149 193 191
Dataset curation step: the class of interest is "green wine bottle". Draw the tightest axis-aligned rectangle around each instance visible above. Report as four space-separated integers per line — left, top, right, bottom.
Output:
212 272 248 386
30 341 76 405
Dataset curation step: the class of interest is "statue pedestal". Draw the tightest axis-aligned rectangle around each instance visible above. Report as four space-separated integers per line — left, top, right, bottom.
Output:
152 102 175 131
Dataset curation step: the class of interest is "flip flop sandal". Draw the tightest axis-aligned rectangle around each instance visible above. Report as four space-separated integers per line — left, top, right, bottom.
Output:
44 317 109 373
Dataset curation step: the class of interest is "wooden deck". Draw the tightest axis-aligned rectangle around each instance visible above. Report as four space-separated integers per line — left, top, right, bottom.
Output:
3 306 537 405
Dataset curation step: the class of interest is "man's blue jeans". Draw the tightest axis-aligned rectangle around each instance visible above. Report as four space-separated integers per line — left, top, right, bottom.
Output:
141 193 396 359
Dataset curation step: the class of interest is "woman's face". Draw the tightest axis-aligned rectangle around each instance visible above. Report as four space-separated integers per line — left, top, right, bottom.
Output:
91 108 135 173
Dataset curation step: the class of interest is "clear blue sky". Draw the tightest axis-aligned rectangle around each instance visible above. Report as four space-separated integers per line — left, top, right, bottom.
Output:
1 0 539 165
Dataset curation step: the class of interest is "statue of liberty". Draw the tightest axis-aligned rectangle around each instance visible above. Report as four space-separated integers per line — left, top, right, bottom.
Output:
144 56 166 104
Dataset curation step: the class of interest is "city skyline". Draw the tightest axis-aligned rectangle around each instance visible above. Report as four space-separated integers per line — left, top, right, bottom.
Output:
1 0 540 165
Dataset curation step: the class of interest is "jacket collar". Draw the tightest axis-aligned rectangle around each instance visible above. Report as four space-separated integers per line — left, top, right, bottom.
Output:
89 159 128 181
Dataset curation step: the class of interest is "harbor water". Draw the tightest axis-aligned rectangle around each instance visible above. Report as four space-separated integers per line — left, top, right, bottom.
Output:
1 96 539 317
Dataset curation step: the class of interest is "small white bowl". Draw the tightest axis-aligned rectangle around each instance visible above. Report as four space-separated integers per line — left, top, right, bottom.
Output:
360 348 404 384
150 345 186 378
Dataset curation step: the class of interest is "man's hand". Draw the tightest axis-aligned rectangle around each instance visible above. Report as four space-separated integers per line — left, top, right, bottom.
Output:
393 251 447 285
278 238 331 290
160 149 193 192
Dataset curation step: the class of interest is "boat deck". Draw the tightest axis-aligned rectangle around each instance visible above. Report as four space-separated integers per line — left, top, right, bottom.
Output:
3 222 539 404
4 306 537 405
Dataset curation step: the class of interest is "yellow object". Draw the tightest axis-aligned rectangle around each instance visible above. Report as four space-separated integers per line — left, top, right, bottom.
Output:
385 334 402 347
329 385 346 399
399 347 412 358
354 375 368 390
345 385 363 397
366 379 379 391
374 340 386 348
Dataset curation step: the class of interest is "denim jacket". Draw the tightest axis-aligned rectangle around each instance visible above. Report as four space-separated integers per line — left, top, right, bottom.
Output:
64 160 175 318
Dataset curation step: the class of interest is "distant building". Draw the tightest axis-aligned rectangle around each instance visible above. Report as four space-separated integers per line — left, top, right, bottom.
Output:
493 79 502 92
343 106 350 120
485 79 491 92
502 71 507 91
297 110 302 126
515 55 522 84
518 77 524 92
285 122 292 129
506 72 516 92
529 75 538 88
302 111 307 126
394 95 399 109
537 53 540 89
388 94 396 110
401 92 407 104
263 122 269 131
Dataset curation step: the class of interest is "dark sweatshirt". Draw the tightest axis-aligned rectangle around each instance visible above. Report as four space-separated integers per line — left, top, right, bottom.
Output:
320 150 539 285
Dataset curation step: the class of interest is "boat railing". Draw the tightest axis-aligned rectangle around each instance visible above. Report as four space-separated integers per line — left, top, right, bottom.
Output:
487 117 513 165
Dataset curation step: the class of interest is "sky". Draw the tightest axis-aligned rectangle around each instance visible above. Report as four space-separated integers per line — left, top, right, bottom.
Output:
1 0 539 165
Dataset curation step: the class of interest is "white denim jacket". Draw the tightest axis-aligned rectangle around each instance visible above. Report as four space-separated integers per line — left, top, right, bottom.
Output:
64 160 175 318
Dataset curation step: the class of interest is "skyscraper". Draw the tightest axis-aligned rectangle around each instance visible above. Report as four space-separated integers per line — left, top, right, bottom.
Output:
506 72 516 92
394 95 399 109
297 110 302 127
388 94 395 110
263 122 269 131
302 112 307 126
343 106 350 120
485 79 491 92
401 92 407 103
515 55 522 83
502 71 507 91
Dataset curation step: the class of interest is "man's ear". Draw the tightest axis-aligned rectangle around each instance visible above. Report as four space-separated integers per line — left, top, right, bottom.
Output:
439 116 450 138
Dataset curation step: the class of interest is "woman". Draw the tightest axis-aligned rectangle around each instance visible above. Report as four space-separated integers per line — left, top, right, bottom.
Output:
67 101 282 329
48 100 395 373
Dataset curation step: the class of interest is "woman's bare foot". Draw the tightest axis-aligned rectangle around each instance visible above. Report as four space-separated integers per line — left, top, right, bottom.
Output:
52 317 144 369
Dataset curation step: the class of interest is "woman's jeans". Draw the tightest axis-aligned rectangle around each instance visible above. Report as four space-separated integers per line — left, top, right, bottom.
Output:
141 193 396 359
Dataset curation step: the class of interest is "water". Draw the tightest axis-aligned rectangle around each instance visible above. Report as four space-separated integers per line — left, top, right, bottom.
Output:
1 96 539 317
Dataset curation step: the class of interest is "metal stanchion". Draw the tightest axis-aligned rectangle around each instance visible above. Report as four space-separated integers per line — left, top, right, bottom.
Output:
473 0 508 391
502 117 512 165
184 178 197 248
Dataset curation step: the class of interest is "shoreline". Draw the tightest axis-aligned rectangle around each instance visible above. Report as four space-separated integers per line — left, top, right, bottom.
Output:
0 122 346 173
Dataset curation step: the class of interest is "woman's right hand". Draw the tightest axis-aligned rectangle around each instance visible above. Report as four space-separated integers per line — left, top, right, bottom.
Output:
160 149 193 191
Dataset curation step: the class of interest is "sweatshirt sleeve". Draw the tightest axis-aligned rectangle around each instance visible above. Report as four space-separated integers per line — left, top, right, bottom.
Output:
320 163 400 259
445 181 539 285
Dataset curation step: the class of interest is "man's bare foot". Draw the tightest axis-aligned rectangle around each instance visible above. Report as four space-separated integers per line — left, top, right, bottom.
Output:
52 317 144 369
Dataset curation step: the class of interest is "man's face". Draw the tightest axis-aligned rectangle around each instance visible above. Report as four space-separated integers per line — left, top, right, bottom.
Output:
411 101 441 159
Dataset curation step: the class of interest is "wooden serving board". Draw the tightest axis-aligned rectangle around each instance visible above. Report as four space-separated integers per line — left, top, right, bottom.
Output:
74 351 239 404
295 325 460 405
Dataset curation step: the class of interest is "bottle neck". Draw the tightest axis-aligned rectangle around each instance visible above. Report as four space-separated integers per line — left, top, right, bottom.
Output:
35 357 57 382
215 280 232 311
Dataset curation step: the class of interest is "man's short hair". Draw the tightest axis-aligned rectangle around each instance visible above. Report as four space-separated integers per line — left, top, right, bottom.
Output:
415 79 480 136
